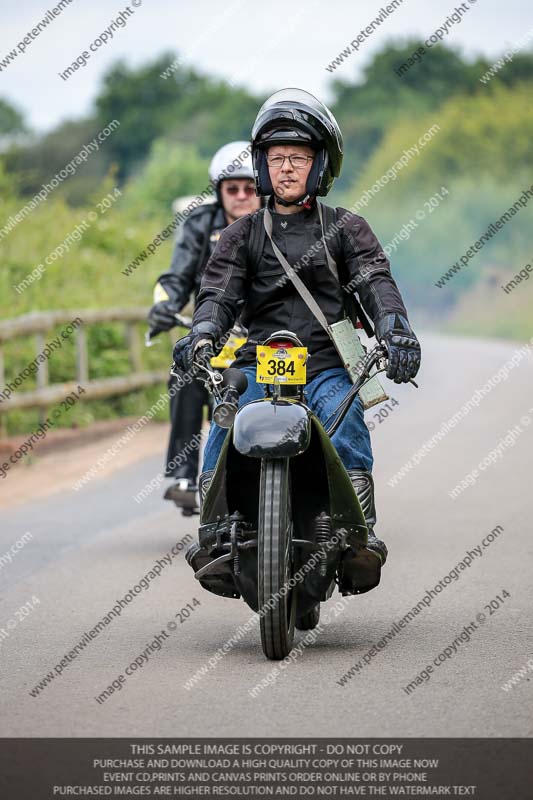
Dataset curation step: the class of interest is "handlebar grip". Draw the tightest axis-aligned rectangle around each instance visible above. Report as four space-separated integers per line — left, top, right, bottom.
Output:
221 367 248 395
194 341 215 368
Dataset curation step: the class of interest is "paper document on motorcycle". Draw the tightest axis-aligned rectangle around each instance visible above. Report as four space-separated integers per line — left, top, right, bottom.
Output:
329 319 388 410
256 344 308 384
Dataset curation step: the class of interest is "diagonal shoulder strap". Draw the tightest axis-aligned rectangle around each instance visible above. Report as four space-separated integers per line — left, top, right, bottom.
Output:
263 207 331 333
263 206 386 405
263 205 376 339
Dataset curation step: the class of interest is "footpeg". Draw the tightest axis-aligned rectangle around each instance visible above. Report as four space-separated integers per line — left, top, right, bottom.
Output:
338 546 383 595
185 543 240 599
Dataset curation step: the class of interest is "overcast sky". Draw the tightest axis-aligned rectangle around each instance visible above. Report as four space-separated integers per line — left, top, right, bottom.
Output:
1 0 530 131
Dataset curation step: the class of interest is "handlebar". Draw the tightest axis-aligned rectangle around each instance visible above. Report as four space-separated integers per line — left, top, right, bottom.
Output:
191 348 248 429
169 343 247 429
169 341 217 384
169 339 416 436
193 341 215 369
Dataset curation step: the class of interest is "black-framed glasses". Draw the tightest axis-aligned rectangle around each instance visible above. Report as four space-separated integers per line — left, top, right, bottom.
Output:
266 154 315 169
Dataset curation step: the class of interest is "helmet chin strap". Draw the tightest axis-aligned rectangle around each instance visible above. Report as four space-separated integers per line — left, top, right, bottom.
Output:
274 192 314 209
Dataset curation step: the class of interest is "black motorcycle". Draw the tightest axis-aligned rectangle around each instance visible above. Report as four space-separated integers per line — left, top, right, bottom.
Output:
173 331 392 660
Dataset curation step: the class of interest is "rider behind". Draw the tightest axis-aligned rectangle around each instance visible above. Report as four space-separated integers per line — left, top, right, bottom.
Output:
148 142 260 513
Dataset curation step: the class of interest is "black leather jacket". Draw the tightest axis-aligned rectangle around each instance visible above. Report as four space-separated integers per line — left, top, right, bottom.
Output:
193 198 409 380
155 202 228 310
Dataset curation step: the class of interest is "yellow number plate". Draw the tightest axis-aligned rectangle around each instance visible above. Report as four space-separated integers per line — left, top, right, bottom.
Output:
210 334 247 369
256 345 308 385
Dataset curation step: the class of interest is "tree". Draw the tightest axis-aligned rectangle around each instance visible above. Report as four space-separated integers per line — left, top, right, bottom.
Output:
122 139 208 218
3 117 108 203
329 40 508 196
493 50 533 86
339 82 533 310
94 54 260 179
0 98 26 135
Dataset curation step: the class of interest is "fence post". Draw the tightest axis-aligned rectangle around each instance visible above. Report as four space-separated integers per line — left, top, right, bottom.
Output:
76 326 89 385
0 347 5 438
0 309 166 430
35 332 48 425
126 322 143 373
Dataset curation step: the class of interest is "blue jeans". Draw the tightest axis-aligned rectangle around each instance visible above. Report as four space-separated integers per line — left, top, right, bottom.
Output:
202 366 373 473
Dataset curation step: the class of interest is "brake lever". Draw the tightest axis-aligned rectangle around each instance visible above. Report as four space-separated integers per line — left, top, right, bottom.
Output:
145 329 159 348
351 346 386 383
191 351 226 401
168 358 223 394
196 361 224 386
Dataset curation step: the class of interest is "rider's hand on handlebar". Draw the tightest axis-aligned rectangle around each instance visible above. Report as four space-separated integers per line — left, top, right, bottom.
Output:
148 300 180 332
193 341 215 370
375 313 421 384
172 322 218 373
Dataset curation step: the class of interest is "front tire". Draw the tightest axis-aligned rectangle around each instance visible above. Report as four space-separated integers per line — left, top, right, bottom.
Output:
258 458 296 659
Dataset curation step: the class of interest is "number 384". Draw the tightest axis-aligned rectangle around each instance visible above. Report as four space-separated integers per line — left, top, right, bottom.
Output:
266 359 295 376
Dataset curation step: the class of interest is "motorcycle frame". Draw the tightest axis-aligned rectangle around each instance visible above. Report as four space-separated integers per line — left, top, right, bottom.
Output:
197 390 368 613
184 334 389 614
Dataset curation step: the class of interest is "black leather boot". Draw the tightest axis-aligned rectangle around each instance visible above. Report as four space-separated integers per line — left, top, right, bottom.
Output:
197 469 214 514
339 470 388 594
184 470 214 569
185 471 238 598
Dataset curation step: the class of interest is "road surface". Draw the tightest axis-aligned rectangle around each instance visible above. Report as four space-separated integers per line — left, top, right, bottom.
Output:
1 333 532 736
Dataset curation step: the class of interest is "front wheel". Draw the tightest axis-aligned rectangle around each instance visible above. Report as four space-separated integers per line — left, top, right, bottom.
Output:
258 458 296 659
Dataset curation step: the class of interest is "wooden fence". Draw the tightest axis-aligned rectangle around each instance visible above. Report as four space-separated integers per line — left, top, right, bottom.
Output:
0 309 170 417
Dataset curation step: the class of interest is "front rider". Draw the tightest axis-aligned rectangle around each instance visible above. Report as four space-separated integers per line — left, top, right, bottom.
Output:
148 141 260 512
173 89 421 592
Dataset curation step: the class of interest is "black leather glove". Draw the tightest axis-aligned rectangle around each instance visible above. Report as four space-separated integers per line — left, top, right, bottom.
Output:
172 322 218 373
375 313 421 384
148 300 180 332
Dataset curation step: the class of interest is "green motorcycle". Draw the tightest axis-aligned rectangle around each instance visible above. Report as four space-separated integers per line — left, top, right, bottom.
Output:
177 331 389 660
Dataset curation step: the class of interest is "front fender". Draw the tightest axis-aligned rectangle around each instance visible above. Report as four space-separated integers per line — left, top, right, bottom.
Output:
232 398 311 458
201 404 367 549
